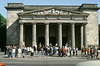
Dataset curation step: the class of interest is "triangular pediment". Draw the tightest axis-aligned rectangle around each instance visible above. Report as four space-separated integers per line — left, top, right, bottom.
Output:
18 8 89 15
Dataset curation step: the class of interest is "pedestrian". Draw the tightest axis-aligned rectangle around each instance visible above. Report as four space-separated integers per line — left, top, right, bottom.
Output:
12 47 16 58
18 47 22 58
58 47 62 57
81 46 85 56
5 46 8 56
45 45 48 56
76 47 78 56
67 46 70 57
31 48 34 56
87 48 90 59
85 47 88 57
73 47 75 56
50 46 53 56
24 47 27 55
37 46 41 56
27 47 29 54
65 45 68 56
22 48 25 58
29 46 32 54
96 49 99 59
69 46 72 57
90 48 93 59
33 46 36 55
63 46 67 57
41 47 44 57
8 46 12 58
15 46 18 57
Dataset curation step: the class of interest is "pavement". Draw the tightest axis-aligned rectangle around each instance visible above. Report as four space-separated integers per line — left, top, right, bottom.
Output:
0 52 100 66
76 60 100 66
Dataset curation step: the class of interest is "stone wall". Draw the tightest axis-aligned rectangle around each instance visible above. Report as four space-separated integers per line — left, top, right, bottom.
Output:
7 9 23 45
83 10 99 46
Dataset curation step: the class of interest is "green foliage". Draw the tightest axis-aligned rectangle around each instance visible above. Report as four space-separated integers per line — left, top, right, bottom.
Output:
0 14 6 27
0 14 6 51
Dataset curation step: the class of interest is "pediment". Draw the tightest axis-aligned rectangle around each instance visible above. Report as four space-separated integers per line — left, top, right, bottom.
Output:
18 8 89 16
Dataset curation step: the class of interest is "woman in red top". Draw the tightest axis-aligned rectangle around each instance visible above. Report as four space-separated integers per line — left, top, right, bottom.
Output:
63 47 67 57
87 48 90 59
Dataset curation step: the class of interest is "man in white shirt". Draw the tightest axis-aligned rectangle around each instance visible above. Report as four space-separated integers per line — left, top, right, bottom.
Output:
12 47 16 58
18 48 22 58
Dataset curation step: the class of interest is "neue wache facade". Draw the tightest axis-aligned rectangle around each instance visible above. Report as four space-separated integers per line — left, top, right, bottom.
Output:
5 3 100 49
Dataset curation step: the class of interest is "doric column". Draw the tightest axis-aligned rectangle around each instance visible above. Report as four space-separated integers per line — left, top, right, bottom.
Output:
32 23 37 47
45 23 49 46
58 23 62 48
71 23 75 48
81 24 83 49
83 23 87 48
19 23 24 49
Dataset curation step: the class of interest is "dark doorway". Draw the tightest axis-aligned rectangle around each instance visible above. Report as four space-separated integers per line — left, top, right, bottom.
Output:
49 37 56 46
38 37 45 47
62 37 67 46
24 24 32 47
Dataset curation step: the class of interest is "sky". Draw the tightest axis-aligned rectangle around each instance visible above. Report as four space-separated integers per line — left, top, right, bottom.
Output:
0 0 100 23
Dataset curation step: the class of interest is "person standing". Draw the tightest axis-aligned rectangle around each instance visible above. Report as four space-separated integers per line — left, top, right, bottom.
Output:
50 46 53 56
5 46 8 56
73 47 75 56
31 48 34 56
22 48 25 58
85 47 88 57
67 46 70 57
87 48 90 59
63 46 67 57
8 46 12 58
76 47 78 56
81 46 85 56
18 47 22 58
58 47 62 57
12 47 16 58
69 46 72 57
41 47 44 57
45 45 48 56
37 46 41 56
90 48 93 59
33 46 36 55
96 48 99 59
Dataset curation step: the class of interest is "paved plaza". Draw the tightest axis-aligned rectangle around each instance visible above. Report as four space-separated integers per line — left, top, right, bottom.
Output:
0 52 100 66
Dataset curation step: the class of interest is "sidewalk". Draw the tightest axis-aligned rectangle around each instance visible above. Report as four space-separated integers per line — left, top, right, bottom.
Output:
76 60 100 66
0 52 100 60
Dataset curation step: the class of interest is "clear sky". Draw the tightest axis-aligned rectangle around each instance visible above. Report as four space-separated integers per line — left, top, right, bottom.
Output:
0 0 100 23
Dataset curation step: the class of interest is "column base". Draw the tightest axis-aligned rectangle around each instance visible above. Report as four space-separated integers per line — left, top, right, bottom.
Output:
19 42 24 49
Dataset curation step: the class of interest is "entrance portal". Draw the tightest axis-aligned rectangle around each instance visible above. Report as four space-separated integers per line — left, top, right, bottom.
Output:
62 37 67 46
24 24 32 47
38 37 45 47
49 37 56 46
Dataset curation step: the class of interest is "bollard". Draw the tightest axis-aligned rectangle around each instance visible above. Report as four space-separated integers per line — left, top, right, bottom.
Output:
0 62 6 66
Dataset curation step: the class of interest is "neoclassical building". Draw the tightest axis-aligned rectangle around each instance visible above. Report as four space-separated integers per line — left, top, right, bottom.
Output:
5 3 99 49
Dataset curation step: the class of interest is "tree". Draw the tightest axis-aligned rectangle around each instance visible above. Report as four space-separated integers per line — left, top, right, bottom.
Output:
0 14 6 51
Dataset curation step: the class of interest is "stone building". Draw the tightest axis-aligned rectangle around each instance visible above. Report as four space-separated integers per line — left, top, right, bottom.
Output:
5 3 99 49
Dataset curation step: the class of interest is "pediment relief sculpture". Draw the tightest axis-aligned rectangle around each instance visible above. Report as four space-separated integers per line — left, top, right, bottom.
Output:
18 8 89 16
32 8 72 15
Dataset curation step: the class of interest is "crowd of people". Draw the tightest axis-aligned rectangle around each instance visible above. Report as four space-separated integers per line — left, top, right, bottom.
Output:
4 43 100 59
81 45 99 59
